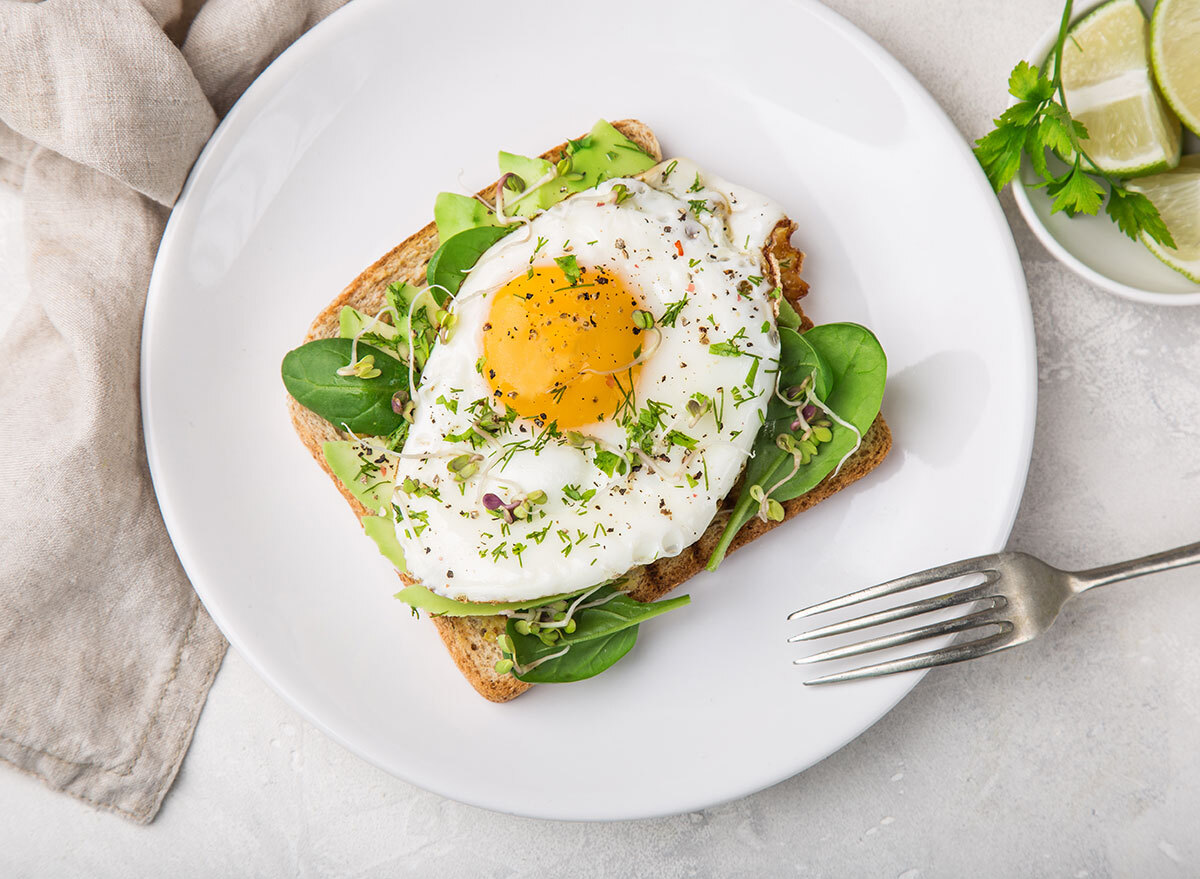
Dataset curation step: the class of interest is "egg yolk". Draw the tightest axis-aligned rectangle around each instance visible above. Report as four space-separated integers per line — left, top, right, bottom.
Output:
482 262 645 428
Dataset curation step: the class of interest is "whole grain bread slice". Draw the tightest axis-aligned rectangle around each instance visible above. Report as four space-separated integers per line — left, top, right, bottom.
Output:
285 120 891 702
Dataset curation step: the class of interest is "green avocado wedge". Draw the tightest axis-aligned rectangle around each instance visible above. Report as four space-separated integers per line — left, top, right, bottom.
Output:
394 584 587 617
324 440 408 574
432 119 658 242
434 192 501 242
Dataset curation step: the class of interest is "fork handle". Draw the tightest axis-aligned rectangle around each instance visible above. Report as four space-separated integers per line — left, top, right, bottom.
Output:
1073 540 1200 592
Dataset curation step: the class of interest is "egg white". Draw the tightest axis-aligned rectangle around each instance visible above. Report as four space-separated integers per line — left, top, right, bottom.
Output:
389 159 786 603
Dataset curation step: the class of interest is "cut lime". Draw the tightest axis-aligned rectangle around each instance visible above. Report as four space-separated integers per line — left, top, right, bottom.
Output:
1057 0 1182 176
1151 0 1200 135
1127 155 1200 283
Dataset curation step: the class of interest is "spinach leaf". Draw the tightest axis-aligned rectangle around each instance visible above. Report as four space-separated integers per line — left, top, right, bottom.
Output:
706 323 887 570
514 627 639 684
506 585 690 683
425 225 513 303
777 297 803 330
764 327 831 422
281 338 408 436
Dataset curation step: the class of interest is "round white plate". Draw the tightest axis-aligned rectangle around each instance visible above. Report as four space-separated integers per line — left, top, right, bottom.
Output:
143 0 1034 819
1011 0 1200 306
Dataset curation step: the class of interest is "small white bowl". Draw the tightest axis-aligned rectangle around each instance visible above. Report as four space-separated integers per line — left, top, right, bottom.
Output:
1011 0 1200 306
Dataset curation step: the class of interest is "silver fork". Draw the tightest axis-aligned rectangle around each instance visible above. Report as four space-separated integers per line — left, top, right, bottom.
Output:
788 541 1200 685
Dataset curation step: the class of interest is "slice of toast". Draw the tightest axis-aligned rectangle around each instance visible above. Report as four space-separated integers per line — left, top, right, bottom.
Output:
286 120 891 703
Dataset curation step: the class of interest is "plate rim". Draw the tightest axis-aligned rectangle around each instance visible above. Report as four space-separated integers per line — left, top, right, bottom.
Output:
141 0 1037 819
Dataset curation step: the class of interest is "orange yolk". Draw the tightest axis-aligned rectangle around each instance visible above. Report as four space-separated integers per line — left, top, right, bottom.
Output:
482 263 645 428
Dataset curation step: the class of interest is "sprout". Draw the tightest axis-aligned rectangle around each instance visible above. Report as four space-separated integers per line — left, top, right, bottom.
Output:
447 453 482 482
336 354 381 379
498 172 525 194
632 310 655 330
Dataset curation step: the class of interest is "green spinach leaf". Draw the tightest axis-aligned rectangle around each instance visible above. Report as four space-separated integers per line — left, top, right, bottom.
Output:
281 338 408 436
506 585 690 683
514 627 639 684
426 225 513 302
764 327 831 422
706 323 886 570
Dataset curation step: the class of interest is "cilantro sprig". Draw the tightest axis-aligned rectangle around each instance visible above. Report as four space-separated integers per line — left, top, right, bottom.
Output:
973 0 1174 248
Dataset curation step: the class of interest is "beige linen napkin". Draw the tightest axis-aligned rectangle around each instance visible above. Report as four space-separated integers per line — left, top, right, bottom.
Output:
0 0 344 823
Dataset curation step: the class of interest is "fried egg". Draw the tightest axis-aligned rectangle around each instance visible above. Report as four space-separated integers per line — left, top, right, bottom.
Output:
390 158 786 602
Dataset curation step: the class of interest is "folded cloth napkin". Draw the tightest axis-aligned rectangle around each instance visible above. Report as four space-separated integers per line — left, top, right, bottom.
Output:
0 0 344 824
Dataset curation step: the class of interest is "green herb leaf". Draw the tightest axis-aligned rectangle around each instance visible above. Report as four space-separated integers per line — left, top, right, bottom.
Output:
282 339 408 435
1023 123 1051 181
555 254 583 285
1007 60 1053 103
1038 102 1078 155
975 17 1173 248
1046 160 1105 217
594 449 625 477
999 100 1042 128
1106 185 1176 248
973 122 1027 193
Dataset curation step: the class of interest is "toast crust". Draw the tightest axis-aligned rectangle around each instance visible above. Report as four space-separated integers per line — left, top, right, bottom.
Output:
286 120 891 702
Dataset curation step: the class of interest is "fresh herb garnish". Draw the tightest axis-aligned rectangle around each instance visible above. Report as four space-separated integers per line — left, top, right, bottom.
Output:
973 0 1174 247
554 254 583 286
659 296 689 328
709 327 752 358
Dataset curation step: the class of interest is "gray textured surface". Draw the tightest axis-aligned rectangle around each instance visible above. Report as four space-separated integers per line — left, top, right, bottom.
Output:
2 0 1199 875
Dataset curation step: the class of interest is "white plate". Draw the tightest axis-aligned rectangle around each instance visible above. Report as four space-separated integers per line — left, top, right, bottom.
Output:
142 0 1034 819
1011 0 1200 306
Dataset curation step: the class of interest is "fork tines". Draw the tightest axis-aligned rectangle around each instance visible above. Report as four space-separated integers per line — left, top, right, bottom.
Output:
789 554 1013 685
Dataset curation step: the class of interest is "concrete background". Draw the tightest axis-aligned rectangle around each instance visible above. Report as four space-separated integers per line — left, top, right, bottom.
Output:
1 0 1198 875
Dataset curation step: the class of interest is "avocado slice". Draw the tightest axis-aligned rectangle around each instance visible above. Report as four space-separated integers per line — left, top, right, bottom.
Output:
394 584 587 617
434 192 500 242
433 119 659 240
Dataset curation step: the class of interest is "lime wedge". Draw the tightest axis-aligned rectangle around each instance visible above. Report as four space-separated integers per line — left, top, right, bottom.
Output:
1127 155 1200 283
1058 0 1182 176
1151 0 1200 135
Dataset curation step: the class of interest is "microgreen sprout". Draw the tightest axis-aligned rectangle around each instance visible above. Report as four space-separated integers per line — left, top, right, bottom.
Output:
336 354 381 379
482 489 546 523
391 390 416 423
447 453 483 482
686 393 711 426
